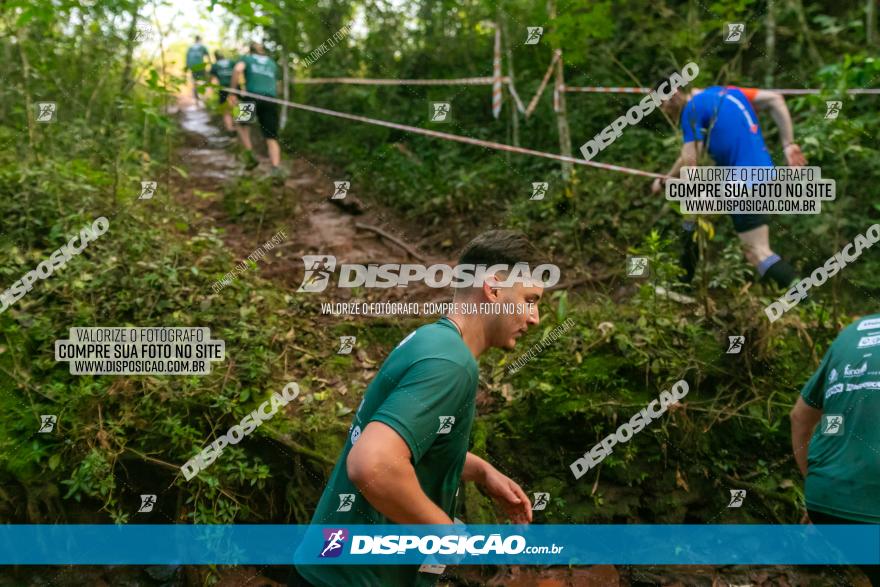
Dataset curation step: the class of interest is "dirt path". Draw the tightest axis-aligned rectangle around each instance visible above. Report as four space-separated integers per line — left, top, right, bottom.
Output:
173 97 450 305
166 99 869 587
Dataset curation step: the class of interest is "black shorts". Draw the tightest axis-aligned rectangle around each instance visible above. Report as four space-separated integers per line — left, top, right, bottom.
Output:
730 213 768 233
255 98 280 139
808 509 880 586
239 97 280 139
219 90 229 104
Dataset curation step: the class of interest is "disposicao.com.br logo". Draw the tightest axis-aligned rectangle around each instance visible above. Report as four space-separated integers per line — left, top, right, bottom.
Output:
297 256 560 292
316 530 563 558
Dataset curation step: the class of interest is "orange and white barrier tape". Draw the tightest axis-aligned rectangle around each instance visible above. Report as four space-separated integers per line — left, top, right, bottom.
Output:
492 26 502 119
224 87 669 180
525 50 561 118
562 85 880 95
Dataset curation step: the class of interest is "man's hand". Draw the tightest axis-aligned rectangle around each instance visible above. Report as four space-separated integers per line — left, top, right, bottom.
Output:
478 465 533 524
784 143 807 167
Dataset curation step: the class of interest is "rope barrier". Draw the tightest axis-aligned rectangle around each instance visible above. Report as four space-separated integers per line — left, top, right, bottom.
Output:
224 87 669 180
290 76 509 86
562 85 880 95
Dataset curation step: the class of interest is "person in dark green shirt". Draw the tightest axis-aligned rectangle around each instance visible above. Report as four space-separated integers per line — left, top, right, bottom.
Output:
230 42 285 183
185 36 210 106
791 313 880 585
294 230 548 587
209 51 236 133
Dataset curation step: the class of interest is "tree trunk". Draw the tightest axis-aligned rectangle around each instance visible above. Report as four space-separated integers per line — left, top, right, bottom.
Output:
765 0 776 87
500 8 519 147
280 50 289 129
868 0 876 45
546 0 572 180
119 0 141 94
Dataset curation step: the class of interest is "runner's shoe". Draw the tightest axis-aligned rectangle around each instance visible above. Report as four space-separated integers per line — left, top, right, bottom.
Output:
269 166 286 186
241 149 258 170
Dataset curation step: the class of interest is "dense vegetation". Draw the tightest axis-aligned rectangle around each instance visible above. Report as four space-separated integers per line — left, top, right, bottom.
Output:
1 0 879 583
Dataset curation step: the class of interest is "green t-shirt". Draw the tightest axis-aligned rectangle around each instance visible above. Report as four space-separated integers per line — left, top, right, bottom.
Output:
210 59 235 87
800 313 880 523
297 317 479 587
239 53 279 97
185 43 208 70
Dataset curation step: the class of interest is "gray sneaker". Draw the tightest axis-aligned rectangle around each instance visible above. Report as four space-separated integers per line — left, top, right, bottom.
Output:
269 166 286 186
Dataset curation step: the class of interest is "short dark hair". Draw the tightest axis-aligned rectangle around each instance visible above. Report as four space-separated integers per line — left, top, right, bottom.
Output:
457 230 545 268
215 50 223 59
654 72 677 93
195 35 202 42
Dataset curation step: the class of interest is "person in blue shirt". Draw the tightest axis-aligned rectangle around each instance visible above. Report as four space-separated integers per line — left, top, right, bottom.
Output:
651 80 807 288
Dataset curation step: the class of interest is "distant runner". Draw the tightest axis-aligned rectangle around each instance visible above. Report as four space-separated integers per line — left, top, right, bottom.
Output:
791 313 880 585
184 35 210 105
209 51 236 133
230 42 285 184
293 230 543 586
651 81 807 288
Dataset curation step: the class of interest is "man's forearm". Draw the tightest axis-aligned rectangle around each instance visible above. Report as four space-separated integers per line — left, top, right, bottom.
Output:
791 422 813 477
767 102 796 147
462 452 490 484
354 461 453 524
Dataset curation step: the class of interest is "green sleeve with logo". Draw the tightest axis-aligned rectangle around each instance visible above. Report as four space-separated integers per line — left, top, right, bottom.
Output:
372 358 475 463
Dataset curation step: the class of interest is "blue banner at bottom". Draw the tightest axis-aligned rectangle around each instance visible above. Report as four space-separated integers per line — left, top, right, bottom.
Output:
1 525 877 565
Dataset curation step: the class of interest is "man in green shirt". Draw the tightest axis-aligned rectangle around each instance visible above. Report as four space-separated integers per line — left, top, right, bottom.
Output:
791 313 880 584
184 36 210 106
229 42 284 184
294 230 546 586
209 51 236 133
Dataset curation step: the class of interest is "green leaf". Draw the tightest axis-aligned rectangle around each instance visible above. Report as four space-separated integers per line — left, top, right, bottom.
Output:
48 454 61 471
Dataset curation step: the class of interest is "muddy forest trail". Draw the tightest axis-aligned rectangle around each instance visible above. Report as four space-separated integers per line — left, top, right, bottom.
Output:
159 98 867 587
